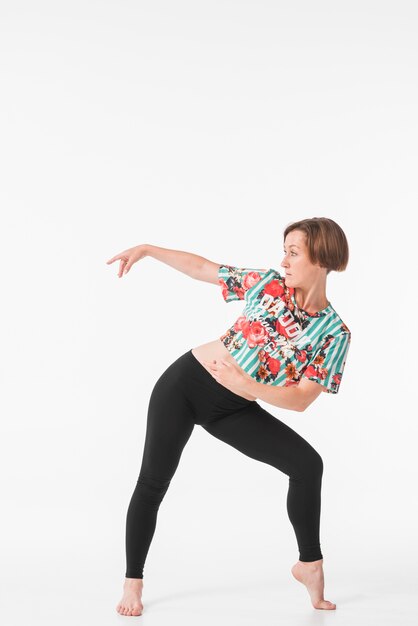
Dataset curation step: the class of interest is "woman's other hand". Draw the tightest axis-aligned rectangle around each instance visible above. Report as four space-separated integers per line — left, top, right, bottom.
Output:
106 244 149 277
202 358 256 399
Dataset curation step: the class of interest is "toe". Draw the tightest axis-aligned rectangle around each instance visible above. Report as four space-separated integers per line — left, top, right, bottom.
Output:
323 600 336 610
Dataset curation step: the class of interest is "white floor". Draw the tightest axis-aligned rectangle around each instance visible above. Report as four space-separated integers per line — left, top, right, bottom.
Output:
4 557 418 626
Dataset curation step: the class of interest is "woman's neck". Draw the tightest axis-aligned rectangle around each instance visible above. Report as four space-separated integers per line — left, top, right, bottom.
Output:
294 288 329 315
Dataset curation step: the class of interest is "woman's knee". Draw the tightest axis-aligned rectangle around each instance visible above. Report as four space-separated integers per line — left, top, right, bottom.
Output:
312 450 324 476
291 448 323 481
134 473 172 507
305 449 323 480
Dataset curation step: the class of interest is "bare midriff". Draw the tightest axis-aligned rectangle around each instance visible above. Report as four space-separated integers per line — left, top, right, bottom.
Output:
191 339 257 401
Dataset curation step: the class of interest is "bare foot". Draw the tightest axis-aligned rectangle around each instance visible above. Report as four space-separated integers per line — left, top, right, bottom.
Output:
291 559 336 610
116 578 144 616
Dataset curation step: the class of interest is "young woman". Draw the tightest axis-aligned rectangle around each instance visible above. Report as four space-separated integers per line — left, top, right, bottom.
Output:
106 217 351 616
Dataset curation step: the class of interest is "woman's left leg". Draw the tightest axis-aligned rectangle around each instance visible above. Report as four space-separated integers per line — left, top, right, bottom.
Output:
201 402 324 563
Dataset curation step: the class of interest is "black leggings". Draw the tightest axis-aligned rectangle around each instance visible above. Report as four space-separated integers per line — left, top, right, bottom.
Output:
125 349 324 578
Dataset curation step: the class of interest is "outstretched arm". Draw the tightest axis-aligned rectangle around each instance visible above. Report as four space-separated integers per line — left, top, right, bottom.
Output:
106 243 221 283
146 245 221 283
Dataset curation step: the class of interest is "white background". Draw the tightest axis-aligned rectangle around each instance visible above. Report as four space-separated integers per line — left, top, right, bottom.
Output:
1 1 417 624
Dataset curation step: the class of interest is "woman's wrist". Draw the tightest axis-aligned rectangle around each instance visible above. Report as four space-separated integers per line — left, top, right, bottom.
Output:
141 244 152 256
243 377 258 397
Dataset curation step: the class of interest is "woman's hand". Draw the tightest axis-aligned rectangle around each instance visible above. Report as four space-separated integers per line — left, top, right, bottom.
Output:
202 358 256 399
106 244 148 277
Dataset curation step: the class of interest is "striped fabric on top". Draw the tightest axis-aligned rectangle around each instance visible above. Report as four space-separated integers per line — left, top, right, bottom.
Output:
217 264 351 394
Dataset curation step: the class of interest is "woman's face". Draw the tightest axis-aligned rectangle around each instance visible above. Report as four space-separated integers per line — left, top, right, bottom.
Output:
280 230 323 287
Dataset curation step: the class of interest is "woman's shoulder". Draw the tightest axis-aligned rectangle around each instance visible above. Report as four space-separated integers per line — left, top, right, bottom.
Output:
327 306 351 336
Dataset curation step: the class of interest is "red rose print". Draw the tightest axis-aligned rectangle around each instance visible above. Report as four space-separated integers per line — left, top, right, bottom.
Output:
295 350 307 363
304 365 318 378
219 281 229 300
233 287 245 299
264 279 285 298
276 317 295 339
267 357 281 375
242 271 264 290
233 316 250 332
332 373 341 385
243 320 269 348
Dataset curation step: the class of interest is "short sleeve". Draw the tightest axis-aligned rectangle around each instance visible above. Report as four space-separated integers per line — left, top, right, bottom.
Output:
301 331 351 394
217 264 270 302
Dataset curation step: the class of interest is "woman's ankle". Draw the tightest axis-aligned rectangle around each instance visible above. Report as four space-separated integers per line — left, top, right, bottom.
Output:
299 558 323 567
125 577 143 584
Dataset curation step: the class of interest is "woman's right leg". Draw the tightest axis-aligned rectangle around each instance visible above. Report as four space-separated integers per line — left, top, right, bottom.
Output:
201 402 324 563
124 355 196 579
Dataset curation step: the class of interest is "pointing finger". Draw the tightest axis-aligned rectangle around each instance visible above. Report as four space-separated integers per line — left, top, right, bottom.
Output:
106 255 121 264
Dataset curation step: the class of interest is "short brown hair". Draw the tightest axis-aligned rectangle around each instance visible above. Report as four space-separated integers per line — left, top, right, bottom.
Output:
283 217 349 274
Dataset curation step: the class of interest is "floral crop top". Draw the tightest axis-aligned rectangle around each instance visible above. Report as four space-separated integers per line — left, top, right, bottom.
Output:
217 264 351 394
